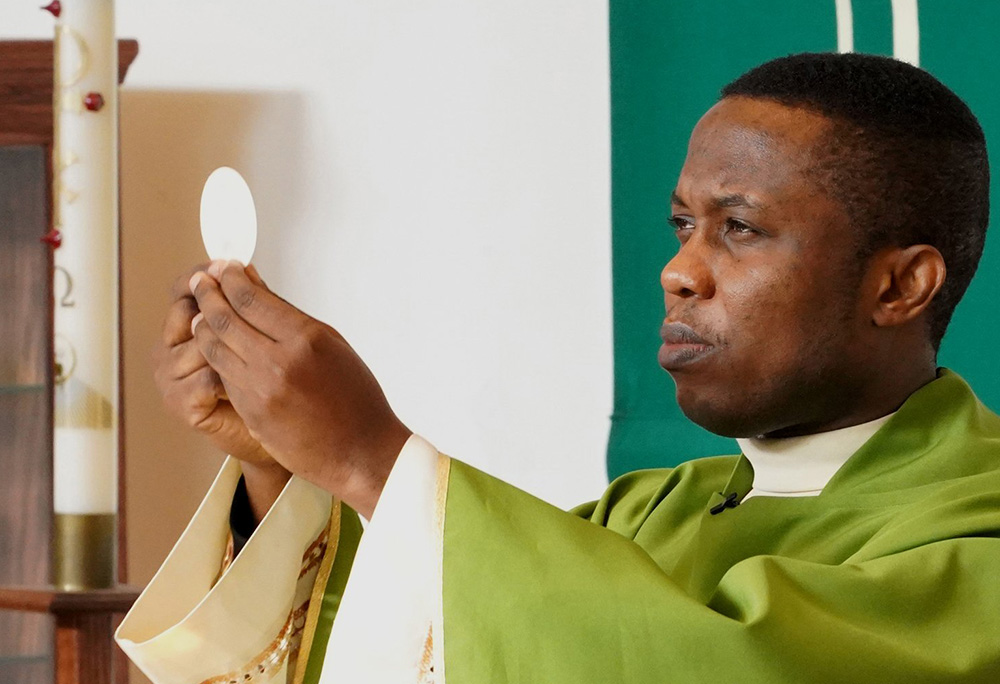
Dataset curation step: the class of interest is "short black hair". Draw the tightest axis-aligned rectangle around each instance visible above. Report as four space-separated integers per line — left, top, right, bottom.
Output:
721 52 990 349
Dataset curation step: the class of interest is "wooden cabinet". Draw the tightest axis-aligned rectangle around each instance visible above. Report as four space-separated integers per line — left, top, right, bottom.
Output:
0 39 138 684
0 142 53 684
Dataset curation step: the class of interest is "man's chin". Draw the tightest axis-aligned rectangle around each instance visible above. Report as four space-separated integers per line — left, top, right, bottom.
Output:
674 385 767 439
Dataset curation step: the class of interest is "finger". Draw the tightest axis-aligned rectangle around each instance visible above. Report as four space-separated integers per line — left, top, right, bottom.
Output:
163 365 225 429
192 310 247 379
168 339 211 380
245 264 266 287
213 260 309 342
190 271 273 359
169 262 213 302
162 297 200 347
195 400 256 452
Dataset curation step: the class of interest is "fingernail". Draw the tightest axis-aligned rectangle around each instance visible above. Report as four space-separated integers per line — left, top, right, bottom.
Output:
207 260 225 280
190 312 204 336
189 272 205 294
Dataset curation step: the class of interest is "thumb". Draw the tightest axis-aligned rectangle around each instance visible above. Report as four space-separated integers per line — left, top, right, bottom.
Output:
245 263 267 288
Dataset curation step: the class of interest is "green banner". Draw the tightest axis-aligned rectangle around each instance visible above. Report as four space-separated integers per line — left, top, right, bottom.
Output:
608 0 1000 478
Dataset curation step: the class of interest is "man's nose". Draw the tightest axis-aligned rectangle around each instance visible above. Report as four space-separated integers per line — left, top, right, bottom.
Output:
661 239 715 301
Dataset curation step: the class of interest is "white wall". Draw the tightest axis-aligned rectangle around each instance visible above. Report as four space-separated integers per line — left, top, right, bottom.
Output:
7 0 611 602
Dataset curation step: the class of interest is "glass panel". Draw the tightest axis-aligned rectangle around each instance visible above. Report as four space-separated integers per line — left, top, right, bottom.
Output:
0 146 54 682
0 385 46 395
0 611 52 684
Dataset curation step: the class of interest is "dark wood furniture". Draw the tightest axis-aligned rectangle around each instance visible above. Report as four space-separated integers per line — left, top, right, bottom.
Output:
0 587 141 684
0 39 139 684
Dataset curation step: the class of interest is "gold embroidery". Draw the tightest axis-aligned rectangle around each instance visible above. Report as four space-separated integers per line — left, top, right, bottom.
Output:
417 624 435 684
430 453 452 684
290 502 343 684
198 604 305 684
215 530 236 585
298 522 330 579
198 519 332 684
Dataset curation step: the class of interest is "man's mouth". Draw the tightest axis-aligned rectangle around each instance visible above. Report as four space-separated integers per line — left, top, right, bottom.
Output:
658 321 716 370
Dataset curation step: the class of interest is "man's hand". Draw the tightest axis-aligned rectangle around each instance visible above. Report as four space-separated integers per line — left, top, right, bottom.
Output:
154 266 291 523
188 261 411 519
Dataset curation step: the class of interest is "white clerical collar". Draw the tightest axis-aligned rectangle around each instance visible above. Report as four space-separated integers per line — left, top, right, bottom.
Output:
737 412 895 500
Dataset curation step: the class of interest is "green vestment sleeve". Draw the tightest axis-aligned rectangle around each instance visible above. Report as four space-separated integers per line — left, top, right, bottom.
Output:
441 371 1000 683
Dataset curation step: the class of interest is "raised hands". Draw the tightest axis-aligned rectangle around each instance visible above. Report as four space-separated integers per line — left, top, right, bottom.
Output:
185 261 411 519
154 265 292 522
155 264 274 465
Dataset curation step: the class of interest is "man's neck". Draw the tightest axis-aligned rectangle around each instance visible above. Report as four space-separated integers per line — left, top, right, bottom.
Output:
762 361 937 440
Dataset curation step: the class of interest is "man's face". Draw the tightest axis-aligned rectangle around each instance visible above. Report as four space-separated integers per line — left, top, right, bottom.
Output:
662 96 875 438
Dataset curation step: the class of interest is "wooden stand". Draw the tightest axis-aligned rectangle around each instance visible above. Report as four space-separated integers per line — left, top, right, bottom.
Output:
0 40 139 684
0 587 140 684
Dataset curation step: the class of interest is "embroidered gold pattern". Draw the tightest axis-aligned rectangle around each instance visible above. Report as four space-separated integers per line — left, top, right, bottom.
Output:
298 523 330 579
197 520 331 684
417 623 435 684
215 530 236 585
198 604 308 684
430 453 452 683
290 502 343 684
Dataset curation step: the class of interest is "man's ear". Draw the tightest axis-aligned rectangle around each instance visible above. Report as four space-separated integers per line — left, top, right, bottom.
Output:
871 245 946 328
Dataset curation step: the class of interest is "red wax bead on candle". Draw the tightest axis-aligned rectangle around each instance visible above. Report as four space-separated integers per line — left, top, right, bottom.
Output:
41 0 61 17
41 230 63 248
83 92 105 112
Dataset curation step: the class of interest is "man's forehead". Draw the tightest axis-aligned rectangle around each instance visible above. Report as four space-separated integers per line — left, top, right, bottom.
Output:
687 114 777 166
699 97 832 138
675 97 833 205
688 98 829 162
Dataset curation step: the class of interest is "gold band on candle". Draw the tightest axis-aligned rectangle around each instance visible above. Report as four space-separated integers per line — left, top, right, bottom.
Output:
53 513 116 590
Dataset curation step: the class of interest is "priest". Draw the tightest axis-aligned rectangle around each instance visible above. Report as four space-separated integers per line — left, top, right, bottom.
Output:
117 52 1000 683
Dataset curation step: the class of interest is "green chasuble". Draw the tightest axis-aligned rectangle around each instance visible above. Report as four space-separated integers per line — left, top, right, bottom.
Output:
313 370 1000 682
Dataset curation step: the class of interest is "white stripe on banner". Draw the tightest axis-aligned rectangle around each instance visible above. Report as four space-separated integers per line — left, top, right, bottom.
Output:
835 0 854 53
891 0 920 66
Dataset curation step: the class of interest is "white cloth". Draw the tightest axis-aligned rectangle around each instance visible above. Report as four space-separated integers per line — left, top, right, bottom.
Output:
116 435 445 684
116 458 332 684
737 413 894 500
319 434 443 682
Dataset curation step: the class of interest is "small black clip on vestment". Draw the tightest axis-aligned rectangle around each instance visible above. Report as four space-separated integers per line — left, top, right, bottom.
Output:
710 492 740 515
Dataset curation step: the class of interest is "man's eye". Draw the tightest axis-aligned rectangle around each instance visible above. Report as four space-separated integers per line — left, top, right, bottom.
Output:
725 218 758 237
669 216 694 231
